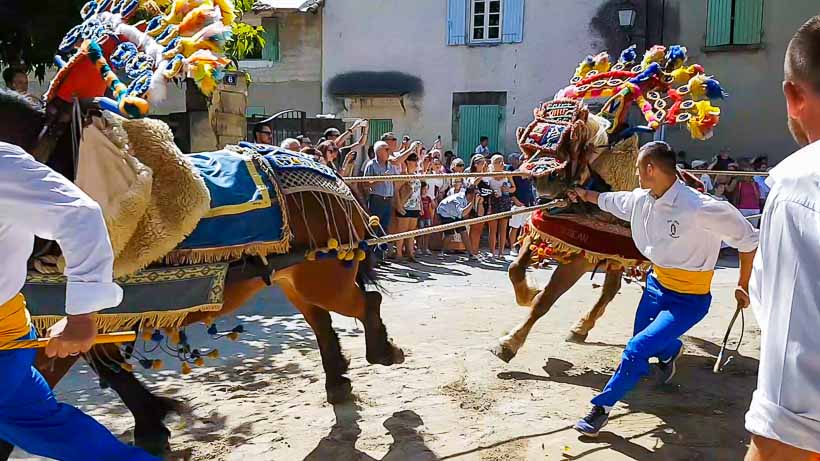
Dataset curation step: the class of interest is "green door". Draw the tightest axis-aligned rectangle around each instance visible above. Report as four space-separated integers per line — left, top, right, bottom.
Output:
458 105 503 161
367 119 394 146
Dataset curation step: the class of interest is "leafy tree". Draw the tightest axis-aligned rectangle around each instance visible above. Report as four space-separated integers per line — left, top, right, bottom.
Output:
225 0 267 63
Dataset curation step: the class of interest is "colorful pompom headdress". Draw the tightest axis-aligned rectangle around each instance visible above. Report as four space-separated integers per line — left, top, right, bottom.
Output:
46 0 235 118
551 44 727 142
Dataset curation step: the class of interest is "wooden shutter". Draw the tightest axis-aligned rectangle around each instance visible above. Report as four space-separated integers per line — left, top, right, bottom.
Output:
733 0 764 45
457 105 503 161
447 0 467 45
367 119 394 146
501 0 524 43
706 0 732 47
262 17 280 62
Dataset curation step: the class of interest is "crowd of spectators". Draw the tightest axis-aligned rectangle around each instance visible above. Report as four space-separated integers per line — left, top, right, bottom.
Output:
687 147 771 226
256 123 536 264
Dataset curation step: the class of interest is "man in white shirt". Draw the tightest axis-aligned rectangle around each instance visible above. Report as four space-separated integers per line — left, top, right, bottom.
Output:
0 142 158 460
570 141 758 437
744 16 820 461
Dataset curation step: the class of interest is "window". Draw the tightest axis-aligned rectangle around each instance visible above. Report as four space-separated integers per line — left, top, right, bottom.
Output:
471 0 503 42
706 0 763 48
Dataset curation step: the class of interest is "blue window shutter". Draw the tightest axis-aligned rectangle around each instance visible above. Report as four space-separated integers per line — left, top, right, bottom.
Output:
502 0 524 43
447 0 467 46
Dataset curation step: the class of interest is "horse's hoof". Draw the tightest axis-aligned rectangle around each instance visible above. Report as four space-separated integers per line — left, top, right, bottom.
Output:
491 343 516 363
326 379 353 404
134 432 171 458
391 346 405 364
566 331 588 344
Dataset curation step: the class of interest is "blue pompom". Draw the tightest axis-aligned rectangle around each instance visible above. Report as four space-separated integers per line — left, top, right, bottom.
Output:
150 330 164 342
666 45 687 64
704 78 728 99
207 324 218 335
358 241 369 250
619 45 638 64
232 325 245 334
342 260 355 269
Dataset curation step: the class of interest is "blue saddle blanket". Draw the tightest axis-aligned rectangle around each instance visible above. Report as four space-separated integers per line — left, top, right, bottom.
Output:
176 149 288 257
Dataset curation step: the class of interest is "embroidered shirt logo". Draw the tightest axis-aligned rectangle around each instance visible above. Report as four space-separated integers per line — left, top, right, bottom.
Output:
668 220 680 239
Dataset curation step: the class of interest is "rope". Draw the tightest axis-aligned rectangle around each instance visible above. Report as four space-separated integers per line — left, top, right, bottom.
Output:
365 205 761 247
365 200 568 246
0 332 136 351
344 169 768 183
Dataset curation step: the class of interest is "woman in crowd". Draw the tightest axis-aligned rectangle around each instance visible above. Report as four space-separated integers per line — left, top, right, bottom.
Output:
729 160 762 227
486 154 516 258
418 181 434 256
393 153 422 262
467 154 491 254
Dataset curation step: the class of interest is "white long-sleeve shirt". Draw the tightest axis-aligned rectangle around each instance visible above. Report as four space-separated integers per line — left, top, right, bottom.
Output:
745 140 820 453
597 180 759 271
0 142 122 315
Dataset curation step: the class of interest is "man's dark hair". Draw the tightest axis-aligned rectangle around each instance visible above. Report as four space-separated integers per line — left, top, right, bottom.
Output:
2 67 25 87
444 150 454 157
480 136 489 143
253 123 271 136
380 132 397 141
640 141 677 175
786 15 820 91
420 180 428 189
323 127 341 138
465 185 478 195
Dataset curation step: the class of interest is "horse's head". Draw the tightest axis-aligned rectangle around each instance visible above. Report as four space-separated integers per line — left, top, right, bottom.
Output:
521 110 611 201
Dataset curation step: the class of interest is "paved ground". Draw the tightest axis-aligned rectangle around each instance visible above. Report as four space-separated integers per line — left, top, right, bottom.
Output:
14 253 760 460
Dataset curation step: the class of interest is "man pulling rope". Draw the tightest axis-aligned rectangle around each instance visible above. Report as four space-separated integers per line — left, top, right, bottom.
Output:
0 137 157 460
569 141 759 437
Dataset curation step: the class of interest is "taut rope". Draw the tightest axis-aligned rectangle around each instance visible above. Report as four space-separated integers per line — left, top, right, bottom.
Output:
365 199 568 246
343 169 767 183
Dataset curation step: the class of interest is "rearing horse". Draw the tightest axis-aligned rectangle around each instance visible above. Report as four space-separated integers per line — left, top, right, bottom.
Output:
0 89 404 458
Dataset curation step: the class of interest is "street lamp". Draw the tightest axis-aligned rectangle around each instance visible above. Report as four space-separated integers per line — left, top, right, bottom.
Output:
618 4 637 30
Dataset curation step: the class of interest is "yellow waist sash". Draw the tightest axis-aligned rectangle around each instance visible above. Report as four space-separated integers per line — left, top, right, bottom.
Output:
653 266 714 295
0 294 32 343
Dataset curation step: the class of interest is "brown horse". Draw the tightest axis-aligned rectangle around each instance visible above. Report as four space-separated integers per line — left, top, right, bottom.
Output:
492 148 703 364
0 89 404 458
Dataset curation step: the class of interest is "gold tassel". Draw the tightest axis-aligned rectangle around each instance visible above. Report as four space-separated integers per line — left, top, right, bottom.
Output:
31 304 222 335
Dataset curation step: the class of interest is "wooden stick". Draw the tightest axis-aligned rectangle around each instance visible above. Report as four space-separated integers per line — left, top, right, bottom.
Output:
0 331 137 351
342 169 767 183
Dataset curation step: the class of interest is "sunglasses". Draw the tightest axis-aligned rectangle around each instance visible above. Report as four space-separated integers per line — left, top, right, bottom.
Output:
259 131 272 136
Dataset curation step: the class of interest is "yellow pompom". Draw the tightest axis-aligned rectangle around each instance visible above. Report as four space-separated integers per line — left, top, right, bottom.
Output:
207 349 220 359
141 329 153 341
306 251 317 261
344 251 355 261
336 250 347 261
356 249 367 261
228 332 239 341
327 238 339 250
152 359 164 370
369 216 380 227
529 245 538 252
121 362 134 373
181 362 192 375
194 357 205 367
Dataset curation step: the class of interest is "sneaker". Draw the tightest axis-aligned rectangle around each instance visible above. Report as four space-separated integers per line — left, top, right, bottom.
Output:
657 345 684 385
574 405 609 437
510 248 519 257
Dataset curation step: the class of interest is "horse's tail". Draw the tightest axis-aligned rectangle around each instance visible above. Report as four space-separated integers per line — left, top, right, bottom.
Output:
356 250 381 291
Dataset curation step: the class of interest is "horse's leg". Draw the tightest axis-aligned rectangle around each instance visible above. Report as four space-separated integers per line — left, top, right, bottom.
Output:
85 344 183 457
276 261 404 367
281 287 352 404
566 269 623 343
493 256 590 363
508 235 539 306
0 353 81 461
